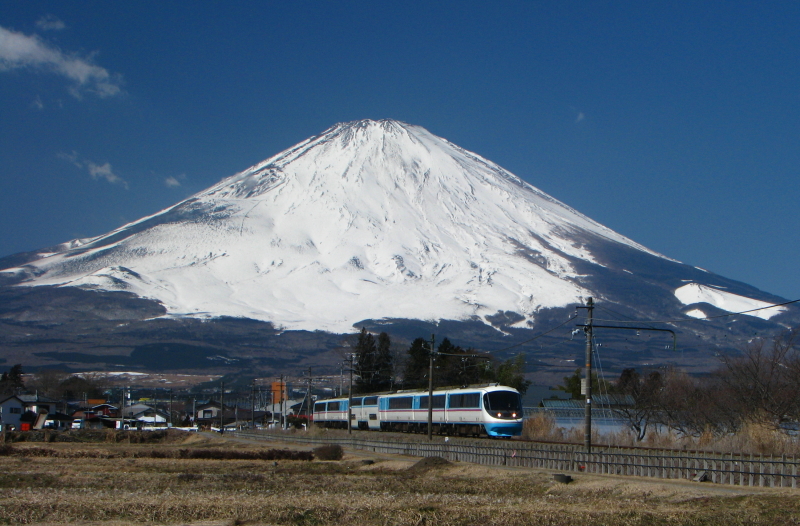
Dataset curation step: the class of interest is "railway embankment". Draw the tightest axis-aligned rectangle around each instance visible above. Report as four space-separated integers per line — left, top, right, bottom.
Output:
233 429 800 489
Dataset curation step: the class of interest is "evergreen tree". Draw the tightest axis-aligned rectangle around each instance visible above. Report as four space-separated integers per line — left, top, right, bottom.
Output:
402 337 431 389
354 327 377 394
436 338 493 387
494 354 532 394
373 332 394 392
56 375 106 400
353 329 395 394
0 364 25 396
556 368 612 399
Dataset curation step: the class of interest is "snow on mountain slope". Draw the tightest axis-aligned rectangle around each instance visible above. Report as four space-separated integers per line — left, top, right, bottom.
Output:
675 283 786 320
4 120 689 332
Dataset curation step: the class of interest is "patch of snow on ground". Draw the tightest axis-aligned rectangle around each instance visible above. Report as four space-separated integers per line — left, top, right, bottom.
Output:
685 309 707 319
675 283 785 320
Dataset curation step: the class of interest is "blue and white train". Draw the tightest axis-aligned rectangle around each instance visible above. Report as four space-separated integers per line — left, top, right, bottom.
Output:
312 384 523 437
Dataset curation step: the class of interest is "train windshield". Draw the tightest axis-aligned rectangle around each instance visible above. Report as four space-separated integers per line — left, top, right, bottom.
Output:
484 391 522 413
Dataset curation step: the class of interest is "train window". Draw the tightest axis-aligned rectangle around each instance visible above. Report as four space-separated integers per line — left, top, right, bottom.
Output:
484 391 522 412
449 393 480 408
350 398 362 407
363 396 378 406
419 394 446 409
314 402 326 413
388 397 413 410
328 401 341 411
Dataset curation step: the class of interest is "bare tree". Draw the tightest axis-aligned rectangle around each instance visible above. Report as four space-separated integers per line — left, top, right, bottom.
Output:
717 328 800 429
29 369 69 398
614 369 662 441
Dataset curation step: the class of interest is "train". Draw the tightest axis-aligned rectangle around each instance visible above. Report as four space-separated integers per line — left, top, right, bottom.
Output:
312 384 523 437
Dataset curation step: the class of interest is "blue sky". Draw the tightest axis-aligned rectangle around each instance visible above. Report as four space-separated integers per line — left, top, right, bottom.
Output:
1 2 799 300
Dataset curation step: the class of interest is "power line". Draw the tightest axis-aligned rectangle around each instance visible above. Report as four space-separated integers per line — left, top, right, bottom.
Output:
591 297 800 325
491 314 579 353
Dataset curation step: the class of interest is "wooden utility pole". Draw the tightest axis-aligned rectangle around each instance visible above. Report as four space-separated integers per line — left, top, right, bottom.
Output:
280 374 285 430
427 333 435 441
251 379 256 429
347 356 354 434
574 299 676 456
219 381 225 434
119 386 124 430
306 367 313 421
583 297 593 453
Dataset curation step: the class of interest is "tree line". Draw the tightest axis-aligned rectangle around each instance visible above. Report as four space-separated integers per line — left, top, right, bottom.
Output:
0 365 106 400
350 327 530 395
557 328 800 441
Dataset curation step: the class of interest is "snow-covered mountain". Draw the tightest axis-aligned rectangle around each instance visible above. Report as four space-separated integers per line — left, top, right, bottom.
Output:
1 119 790 334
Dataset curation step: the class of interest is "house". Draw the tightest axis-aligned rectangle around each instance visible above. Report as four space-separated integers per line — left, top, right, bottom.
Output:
0 394 60 431
0 395 26 431
19 394 59 415
195 400 222 422
193 400 270 429
90 403 119 417
43 412 75 430
194 400 232 428
72 403 119 422
123 403 169 426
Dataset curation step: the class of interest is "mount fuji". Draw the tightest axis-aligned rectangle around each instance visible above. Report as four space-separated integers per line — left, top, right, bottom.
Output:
1 119 796 377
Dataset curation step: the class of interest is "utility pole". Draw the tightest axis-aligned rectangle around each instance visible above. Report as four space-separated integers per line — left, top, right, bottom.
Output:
427 333 435 441
280 374 285 430
306 367 313 421
219 381 225 434
583 297 593 454
575 298 677 455
169 389 173 428
251 379 256 429
347 356 354 434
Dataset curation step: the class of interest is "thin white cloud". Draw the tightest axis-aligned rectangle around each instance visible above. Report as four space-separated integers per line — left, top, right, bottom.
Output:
0 25 123 98
59 151 128 189
569 106 586 124
87 161 128 189
57 150 82 168
35 15 66 31
31 95 44 110
164 174 187 188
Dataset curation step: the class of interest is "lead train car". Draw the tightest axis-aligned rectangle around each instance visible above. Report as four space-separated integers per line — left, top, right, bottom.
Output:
313 385 523 437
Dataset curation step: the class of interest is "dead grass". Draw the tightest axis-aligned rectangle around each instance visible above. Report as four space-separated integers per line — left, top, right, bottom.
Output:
313 444 344 461
523 416 800 457
0 435 798 525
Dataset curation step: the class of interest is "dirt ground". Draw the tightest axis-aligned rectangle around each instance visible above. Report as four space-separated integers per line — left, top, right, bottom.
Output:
1 431 798 525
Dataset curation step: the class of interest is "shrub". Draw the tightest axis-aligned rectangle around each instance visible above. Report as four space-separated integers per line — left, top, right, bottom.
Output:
286 415 309 429
313 444 343 461
522 412 561 441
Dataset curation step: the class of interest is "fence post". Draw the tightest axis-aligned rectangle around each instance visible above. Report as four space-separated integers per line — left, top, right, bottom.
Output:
781 455 786 488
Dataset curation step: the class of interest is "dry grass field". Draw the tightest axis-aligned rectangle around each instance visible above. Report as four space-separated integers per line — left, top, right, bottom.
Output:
1 431 799 526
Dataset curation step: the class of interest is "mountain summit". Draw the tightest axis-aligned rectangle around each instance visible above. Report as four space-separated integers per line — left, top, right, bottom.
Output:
1 119 790 333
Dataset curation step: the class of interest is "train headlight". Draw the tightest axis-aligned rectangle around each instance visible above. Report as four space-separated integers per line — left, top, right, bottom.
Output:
512 413 517 418
497 413 502 417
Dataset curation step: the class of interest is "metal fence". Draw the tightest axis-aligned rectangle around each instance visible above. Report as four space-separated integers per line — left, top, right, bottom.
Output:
232 430 799 488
